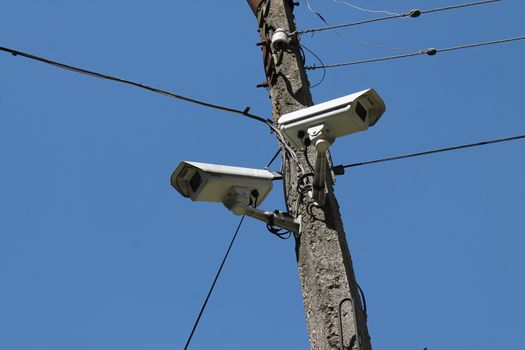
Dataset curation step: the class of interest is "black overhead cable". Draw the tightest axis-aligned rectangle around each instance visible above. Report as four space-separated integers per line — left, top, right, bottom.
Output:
0 46 271 125
299 43 327 88
183 216 245 350
299 0 502 35
305 36 525 69
266 149 281 170
332 134 525 175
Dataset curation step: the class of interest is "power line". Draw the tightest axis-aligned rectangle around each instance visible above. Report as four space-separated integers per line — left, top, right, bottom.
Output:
305 36 525 69
332 134 525 175
183 216 245 350
0 46 271 125
299 0 502 35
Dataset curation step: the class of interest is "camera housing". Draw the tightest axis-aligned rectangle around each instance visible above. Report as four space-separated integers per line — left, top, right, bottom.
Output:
277 88 386 150
171 161 300 232
171 161 275 206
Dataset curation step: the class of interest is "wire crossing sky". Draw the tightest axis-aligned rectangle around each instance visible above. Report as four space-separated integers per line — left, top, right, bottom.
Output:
0 46 270 125
305 36 525 69
183 216 245 350
299 0 503 34
332 134 525 173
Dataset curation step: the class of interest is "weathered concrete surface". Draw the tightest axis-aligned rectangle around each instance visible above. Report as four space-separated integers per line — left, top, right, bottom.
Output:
252 1 372 349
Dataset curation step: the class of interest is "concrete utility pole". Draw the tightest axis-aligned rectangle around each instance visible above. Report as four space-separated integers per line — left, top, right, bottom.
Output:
247 1 372 349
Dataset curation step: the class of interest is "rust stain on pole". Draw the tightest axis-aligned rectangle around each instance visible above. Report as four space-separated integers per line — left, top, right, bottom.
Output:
247 0 265 15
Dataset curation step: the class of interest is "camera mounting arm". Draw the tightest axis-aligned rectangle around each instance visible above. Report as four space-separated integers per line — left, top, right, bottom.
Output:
312 140 330 206
306 125 333 207
222 187 301 233
244 207 301 233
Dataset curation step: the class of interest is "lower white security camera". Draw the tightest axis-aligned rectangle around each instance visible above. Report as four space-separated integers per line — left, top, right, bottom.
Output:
171 161 300 232
171 161 275 206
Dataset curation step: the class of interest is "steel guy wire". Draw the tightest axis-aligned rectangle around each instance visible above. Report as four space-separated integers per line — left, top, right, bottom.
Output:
305 36 525 69
0 46 271 125
331 134 525 174
299 0 503 35
182 215 245 350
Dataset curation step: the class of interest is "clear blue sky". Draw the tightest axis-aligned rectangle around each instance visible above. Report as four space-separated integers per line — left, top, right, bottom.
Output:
1 1 523 349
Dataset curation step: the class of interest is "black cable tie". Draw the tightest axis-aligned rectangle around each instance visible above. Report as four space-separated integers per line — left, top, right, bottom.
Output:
243 107 251 115
409 9 421 17
332 165 345 176
268 213 275 226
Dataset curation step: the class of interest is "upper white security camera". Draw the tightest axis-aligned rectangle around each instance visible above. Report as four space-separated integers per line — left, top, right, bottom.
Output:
277 88 386 150
278 88 386 206
171 161 300 232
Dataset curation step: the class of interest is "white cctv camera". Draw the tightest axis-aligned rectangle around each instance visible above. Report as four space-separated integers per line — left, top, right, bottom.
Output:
277 88 386 150
278 88 386 207
171 161 275 207
171 161 300 232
